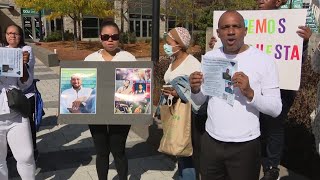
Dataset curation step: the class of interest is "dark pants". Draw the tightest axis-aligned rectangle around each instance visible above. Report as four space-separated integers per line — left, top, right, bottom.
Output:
28 96 37 151
200 132 261 180
260 89 296 170
89 124 131 180
191 111 206 180
177 156 196 179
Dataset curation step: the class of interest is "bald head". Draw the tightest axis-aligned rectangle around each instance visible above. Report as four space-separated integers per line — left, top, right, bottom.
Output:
218 10 245 29
216 10 247 55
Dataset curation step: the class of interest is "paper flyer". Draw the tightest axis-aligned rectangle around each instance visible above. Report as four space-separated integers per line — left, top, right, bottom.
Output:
0 47 23 77
201 56 238 106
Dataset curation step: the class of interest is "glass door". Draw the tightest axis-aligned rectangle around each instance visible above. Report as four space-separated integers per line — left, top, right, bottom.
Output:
34 17 41 39
23 16 40 41
23 17 33 39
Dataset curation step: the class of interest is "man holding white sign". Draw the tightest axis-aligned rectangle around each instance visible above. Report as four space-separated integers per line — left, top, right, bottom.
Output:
208 1 312 179
190 10 282 180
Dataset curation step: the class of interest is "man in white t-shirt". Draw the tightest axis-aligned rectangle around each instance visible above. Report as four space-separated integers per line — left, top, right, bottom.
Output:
189 10 282 180
60 73 92 113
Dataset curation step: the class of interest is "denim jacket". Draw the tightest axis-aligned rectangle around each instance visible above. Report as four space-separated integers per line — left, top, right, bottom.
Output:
155 75 202 117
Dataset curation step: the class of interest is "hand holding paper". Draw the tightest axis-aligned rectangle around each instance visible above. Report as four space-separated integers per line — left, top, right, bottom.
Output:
22 51 30 64
232 72 254 101
296 25 312 42
189 71 203 94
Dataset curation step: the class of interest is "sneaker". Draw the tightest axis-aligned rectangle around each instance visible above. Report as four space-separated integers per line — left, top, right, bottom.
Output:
260 167 280 180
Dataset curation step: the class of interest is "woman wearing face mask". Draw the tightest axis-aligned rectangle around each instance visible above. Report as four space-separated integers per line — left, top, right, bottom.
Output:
161 27 204 180
84 21 136 180
0 24 35 180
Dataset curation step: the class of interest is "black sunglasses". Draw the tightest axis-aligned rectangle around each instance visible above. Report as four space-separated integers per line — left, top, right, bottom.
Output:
100 34 120 41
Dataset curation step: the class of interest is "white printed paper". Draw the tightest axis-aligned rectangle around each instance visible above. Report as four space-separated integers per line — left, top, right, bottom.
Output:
201 56 238 106
0 47 23 77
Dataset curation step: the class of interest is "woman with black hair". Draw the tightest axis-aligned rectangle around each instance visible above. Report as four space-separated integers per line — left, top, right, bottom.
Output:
84 21 136 180
0 24 35 180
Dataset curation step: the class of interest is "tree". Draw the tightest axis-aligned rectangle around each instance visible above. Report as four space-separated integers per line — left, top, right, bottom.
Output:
163 0 256 33
15 0 114 48
190 0 256 32
164 0 197 32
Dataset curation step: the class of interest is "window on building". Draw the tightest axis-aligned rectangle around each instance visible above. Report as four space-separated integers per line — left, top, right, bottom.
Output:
168 16 176 31
56 18 63 31
128 0 152 38
303 3 310 9
82 17 102 38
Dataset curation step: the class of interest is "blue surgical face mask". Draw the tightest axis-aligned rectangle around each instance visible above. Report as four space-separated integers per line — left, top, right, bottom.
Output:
163 43 179 57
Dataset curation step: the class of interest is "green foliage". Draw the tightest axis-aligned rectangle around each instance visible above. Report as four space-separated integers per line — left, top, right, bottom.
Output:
16 0 113 48
44 30 74 42
192 31 206 51
45 31 62 42
128 32 137 44
120 32 129 44
120 32 137 44
63 30 74 41
189 0 257 30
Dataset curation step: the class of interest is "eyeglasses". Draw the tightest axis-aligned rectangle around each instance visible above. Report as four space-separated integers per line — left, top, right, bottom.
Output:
100 34 119 41
6 32 20 36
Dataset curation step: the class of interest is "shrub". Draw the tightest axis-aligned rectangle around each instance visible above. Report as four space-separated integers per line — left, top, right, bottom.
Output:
145 38 151 44
63 30 74 41
129 32 137 44
45 31 62 42
120 32 129 44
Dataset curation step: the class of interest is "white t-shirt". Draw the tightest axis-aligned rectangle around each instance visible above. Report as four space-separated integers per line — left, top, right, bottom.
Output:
191 46 282 142
164 54 201 84
84 49 136 61
60 87 93 113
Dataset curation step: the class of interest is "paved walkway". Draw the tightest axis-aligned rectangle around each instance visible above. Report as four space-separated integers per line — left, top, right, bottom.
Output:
7 58 310 180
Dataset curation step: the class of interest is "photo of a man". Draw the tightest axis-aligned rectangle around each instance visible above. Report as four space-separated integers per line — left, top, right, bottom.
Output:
60 72 96 114
222 68 232 81
116 79 133 94
225 81 233 94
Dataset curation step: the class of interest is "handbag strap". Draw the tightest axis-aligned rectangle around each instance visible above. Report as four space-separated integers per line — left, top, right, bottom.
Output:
169 98 181 115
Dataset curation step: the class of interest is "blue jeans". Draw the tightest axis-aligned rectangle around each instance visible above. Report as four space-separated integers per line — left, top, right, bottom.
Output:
177 156 196 180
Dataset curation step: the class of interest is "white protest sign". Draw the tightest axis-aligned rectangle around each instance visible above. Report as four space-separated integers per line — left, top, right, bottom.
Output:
213 9 307 90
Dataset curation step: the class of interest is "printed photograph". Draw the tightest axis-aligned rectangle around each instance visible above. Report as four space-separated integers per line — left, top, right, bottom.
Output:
114 101 151 114
224 81 234 94
60 68 97 114
114 68 152 114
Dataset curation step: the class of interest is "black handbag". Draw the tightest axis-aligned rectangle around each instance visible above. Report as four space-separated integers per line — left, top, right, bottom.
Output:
6 88 31 117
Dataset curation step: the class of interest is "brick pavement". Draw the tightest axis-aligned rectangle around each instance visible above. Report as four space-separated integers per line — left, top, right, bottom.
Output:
7 58 310 180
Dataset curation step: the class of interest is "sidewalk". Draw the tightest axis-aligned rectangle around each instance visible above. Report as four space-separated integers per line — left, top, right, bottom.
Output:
7 58 310 180
8 58 178 180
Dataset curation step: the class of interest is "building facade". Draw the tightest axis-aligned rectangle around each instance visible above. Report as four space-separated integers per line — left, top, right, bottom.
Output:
0 0 167 42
